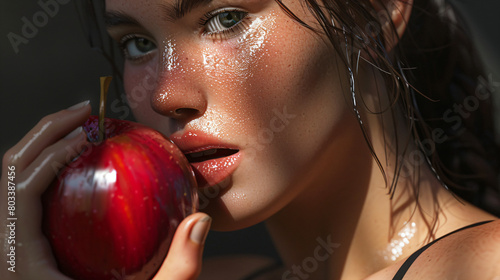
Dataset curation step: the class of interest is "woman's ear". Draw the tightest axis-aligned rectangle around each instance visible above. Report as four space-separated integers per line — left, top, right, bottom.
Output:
371 0 413 52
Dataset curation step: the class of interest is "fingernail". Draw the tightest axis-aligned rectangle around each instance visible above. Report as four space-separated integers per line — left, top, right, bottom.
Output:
67 100 90 111
65 127 83 140
190 216 211 244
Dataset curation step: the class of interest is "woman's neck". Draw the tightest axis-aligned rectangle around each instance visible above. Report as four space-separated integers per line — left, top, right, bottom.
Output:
264 119 495 280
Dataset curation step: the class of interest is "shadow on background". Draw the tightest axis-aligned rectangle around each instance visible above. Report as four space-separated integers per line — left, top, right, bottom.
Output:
1 0 499 264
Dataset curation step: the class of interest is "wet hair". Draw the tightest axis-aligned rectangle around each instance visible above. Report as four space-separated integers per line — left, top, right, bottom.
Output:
273 0 500 217
78 0 500 217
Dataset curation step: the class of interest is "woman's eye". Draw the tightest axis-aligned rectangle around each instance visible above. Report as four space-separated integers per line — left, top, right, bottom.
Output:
121 37 157 61
204 10 248 35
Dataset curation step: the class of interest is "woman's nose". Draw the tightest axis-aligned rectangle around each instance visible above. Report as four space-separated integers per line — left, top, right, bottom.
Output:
150 52 207 122
151 87 207 120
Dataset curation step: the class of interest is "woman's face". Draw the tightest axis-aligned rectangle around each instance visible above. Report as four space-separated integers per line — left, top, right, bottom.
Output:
106 0 361 230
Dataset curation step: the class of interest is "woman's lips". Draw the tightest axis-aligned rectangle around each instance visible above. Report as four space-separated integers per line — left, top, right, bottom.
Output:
185 148 238 163
170 131 242 188
188 150 241 188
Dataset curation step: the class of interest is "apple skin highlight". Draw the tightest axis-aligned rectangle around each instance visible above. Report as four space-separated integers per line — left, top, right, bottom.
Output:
42 116 198 280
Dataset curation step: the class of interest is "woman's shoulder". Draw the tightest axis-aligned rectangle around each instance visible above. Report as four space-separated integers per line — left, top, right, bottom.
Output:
430 219 500 277
426 219 500 278
450 219 500 277
199 254 282 280
368 219 500 280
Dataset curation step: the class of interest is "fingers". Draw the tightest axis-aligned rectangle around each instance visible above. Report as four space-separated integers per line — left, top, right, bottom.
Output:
3 234 73 280
154 213 212 280
0 101 91 280
5 131 86 278
15 128 87 198
15 129 88 239
2 100 91 172
12 124 88 279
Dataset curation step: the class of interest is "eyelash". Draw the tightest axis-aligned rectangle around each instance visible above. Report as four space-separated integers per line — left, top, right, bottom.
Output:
119 34 155 63
118 8 251 62
199 8 250 40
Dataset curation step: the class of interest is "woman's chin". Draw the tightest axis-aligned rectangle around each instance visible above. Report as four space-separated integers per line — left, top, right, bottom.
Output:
202 202 263 232
198 195 272 232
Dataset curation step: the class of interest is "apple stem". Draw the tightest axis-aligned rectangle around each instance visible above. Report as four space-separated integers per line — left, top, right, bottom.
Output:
98 76 113 143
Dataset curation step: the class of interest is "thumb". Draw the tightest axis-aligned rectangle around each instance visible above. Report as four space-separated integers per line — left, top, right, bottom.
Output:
154 212 211 280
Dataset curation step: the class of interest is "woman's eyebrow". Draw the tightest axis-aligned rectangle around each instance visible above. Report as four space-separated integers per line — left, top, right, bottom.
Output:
164 0 213 20
105 11 140 28
105 0 213 27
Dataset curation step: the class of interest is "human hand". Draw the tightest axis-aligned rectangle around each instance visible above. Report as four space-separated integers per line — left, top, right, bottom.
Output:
1 101 210 280
1 100 91 280
153 212 211 280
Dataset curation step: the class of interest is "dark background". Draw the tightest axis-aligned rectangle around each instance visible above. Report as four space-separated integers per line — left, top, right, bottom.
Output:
1 0 499 261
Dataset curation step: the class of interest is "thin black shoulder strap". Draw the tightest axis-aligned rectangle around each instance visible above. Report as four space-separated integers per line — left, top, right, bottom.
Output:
392 220 493 280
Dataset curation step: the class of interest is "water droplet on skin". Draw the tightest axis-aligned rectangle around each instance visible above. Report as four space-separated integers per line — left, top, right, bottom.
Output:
380 221 418 262
163 40 179 71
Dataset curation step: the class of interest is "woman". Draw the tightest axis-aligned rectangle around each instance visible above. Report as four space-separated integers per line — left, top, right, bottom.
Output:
2 0 500 279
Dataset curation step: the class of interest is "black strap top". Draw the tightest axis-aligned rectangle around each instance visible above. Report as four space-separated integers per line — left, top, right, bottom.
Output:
392 220 493 280
241 220 493 280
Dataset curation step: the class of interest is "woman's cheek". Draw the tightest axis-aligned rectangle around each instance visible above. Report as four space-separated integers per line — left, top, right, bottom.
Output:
199 12 278 90
234 13 349 177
